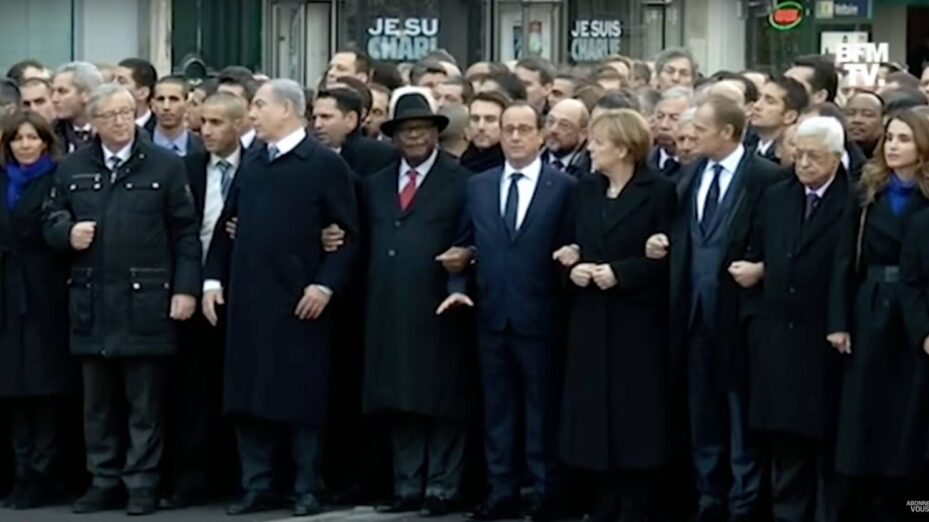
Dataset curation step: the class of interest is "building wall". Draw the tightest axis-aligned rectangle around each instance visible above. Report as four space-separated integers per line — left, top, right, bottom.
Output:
75 0 141 65
871 4 908 64
0 0 72 73
685 0 746 73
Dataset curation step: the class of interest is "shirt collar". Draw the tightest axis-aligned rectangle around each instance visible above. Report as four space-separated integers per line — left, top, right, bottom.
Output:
135 110 152 128
504 154 543 183
153 128 188 153
841 151 850 170
73 122 92 133
805 173 836 198
210 147 242 169
401 148 439 177
102 141 134 163
548 148 577 167
659 147 678 167
710 144 745 174
240 128 256 148
268 127 306 158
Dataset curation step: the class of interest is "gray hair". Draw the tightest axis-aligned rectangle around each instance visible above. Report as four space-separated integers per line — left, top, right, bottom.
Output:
661 85 693 103
678 107 697 127
655 47 698 76
795 116 845 155
86 83 135 118
54 61 104 94
266 79 306 116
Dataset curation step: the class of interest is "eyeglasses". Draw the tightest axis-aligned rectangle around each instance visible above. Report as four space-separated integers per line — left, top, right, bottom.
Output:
93 107 135 122
502 124 538 137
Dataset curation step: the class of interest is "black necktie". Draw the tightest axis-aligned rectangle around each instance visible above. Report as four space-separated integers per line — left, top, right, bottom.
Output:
552 159 565 171
804 192 821 222
662 157 679 175
701 164 724 231
504 172 523 234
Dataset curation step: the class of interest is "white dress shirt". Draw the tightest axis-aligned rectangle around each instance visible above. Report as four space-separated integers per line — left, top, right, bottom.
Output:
200 148 241 263
102 141 133 169
841 151 850 171
805 173 836 199
240 129 256 149
757 139 775 157
398 149 438 192
135 110 153 129
268 127 306 159
658 148 678 170
500 156 542 231
696 144 745 221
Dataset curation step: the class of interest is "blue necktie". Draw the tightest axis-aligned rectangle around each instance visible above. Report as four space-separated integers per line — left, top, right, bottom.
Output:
701 164 724 231
218 160 233 199
268 145 280 162
504 172 523 234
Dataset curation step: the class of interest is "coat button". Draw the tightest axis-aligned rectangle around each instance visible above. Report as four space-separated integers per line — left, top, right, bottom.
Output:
100 350 107 356
394 220 402 228
93 183 101 190
69 184 77 191
126 183 134 190
152 182 160 189
788 322 795 330
132 282 141 290
786 253 792 259
789 287 796 294
388 249 396 257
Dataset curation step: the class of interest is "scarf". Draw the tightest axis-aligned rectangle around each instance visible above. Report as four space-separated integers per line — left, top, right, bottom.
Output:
460 143 505 174
5 154 54 210
887 172 916 216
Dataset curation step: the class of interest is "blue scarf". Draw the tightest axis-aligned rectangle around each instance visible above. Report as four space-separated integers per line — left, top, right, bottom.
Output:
5 154 54 210
887 172 916 216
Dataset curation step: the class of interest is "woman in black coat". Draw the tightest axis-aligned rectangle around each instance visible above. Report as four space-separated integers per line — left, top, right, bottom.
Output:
0 111 72 509
829 110 929 520
560 109 676 522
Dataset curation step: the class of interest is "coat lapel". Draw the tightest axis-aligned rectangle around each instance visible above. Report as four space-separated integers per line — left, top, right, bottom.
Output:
601 171 650 234
795 175 847 255
514 166 553 242
703 153 750 239
398 153 452 218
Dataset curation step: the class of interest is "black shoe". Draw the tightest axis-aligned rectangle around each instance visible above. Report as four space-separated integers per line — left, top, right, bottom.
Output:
377 496 421 513
72 486 125 514
158 491 205 510
420 496 455 517
225 491 280 516
3 480 26 508
526 496 559 522
9 476 54 510
467 497 521 521
126 488 157 516
293 493 322 516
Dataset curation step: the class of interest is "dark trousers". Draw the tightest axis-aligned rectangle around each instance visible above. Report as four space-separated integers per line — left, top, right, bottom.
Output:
236 417 321 496
768 434 847 522
9 396 62 479
163 314 232 497
478 327 559 502
82 357 166 490
597 470 657 520
391 413 466 501
688 326 761 517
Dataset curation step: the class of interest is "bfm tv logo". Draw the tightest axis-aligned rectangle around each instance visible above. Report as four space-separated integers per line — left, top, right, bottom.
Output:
836 42 889 89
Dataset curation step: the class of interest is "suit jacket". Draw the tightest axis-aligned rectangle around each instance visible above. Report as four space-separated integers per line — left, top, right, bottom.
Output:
745 171 852 440
668 151 782 391
845 140 867 182
52 119 94 153
183 146 246 226
340 129 399 177
203 135 359 426
543 146 592 178
361 151 475 419
451 163 576 337
460 143 505 174
647 147 683 183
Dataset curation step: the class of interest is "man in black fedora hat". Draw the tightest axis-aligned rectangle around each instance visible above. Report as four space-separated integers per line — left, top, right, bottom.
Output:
347 86 476 516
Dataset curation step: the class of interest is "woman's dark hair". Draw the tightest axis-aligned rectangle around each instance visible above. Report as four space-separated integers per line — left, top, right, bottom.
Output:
0 110 62 166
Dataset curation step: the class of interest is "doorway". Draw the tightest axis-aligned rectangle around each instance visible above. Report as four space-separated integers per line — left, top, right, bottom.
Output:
494 0 564 62
265 0 334 87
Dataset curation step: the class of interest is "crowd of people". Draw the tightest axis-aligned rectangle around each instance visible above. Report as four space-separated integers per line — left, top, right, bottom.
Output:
0 45 928 522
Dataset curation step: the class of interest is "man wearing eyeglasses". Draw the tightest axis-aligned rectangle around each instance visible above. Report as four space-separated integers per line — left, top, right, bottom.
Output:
541 99 591 178
42 83 200 516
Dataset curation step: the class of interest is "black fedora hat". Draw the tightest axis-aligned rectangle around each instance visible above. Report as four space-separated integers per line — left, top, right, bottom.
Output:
380 87 449 138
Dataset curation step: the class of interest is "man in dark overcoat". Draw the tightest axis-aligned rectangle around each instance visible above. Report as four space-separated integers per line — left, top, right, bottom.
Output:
202 79 359 517
360 87 474 516
42 83 201 516
738 116 852 522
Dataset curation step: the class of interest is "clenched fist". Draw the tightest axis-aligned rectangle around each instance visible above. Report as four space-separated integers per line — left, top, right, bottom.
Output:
70 221 96 251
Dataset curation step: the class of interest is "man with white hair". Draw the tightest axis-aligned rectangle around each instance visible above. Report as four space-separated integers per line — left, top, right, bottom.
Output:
648 86 693 177
541 98 591 177
51 61 104 152
43 83 200 516
202 79 360 517
733 116 851 522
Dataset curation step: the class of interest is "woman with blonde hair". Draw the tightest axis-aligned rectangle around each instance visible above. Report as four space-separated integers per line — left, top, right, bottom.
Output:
829 109 929 519
559 109 676 522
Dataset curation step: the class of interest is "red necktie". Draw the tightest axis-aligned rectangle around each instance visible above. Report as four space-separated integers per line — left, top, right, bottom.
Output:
399 169 419 211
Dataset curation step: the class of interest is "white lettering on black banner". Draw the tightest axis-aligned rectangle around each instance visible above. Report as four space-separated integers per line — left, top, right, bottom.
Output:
367 18 439 61
570 20 622 62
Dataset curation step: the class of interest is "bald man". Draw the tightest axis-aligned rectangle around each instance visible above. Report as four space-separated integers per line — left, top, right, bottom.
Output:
542 98 591 177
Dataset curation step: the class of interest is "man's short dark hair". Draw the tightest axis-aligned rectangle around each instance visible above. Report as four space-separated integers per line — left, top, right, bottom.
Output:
336 49 372 76
885 71 921 90
502 100 544 130
883 88 929 118
426 48 458 67
596 89 642 112
335 76 372 117
6 59 45 85
155 75 190 97
118 58 158 101
633 61 651 84
410 60 448 86
792 54 838 102
768 75 809 115
371 62 404 91
194 78 219 97
487 71 528 102
470 91 512 113
655 47 698 76
700 94 746 141
516 57 555 85
711 71 759 103
20 77 52 92
0 78 22 109
637 88 662 116
217 66 258 102
440 76 474 104
317 87 364 120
